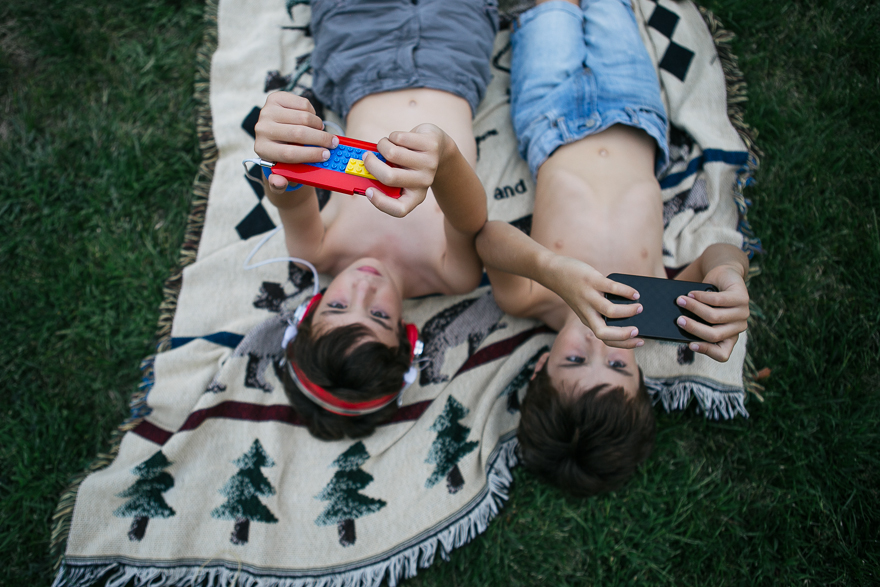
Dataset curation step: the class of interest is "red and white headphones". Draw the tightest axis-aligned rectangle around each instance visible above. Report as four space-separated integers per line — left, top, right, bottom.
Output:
281 293 423 417
242 226 422 417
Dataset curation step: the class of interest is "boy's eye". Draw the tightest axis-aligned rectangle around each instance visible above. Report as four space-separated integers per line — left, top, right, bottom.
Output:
565 356 585 364
609 360 627 369
327 301 346 309
371 310 390 320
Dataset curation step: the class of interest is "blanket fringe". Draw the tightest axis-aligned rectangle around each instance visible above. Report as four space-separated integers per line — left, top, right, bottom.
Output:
645 376 749 420
51 438 519 587
48 0 220 571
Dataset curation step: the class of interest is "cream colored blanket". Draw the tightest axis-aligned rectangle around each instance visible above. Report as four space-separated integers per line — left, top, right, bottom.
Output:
52 1 759 585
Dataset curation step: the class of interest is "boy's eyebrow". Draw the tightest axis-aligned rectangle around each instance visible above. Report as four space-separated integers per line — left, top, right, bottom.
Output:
320 309 393 331
557 362 634 377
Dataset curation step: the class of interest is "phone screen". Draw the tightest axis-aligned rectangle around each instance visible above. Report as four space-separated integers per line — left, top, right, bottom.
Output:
604 273 717 343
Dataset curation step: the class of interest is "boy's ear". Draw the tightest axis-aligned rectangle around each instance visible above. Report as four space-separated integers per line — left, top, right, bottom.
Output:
530 352 550 381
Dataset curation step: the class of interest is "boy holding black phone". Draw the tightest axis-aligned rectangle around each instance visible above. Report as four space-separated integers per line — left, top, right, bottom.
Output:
475 0 749 497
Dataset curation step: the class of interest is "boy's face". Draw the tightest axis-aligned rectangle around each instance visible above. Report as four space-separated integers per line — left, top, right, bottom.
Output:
311 258 404 348
536 320 640 397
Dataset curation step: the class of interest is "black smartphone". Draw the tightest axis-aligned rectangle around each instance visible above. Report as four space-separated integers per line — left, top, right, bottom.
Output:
604 273 718 343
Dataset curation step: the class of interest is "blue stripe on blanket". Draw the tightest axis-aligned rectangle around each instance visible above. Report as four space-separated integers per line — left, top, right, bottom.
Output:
660 149 749 190
170 332 245 349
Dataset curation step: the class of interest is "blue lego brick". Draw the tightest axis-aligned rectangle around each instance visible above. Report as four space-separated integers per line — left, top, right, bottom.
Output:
303 144 387 172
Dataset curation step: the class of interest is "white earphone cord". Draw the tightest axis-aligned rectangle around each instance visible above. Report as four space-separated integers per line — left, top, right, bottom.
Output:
243 226 320 297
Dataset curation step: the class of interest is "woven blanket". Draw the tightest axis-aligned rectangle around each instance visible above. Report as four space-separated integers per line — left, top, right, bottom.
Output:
52 1 760 586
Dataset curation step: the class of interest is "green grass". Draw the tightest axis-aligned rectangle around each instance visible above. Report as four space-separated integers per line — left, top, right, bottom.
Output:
1 0 878 585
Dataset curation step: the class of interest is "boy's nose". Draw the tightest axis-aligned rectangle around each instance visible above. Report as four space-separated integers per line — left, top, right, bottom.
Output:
352 278 376 304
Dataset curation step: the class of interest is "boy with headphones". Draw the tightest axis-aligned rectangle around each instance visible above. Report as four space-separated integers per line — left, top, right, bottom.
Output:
254 0 497 440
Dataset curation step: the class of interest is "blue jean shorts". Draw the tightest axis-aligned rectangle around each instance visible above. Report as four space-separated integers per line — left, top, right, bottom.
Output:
510 0 670 179
309 0 499 119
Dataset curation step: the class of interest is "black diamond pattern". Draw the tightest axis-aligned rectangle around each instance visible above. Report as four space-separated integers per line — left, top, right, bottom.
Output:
659 40 694 81
242 106 261 138
648 4 679 38
236 203 276 240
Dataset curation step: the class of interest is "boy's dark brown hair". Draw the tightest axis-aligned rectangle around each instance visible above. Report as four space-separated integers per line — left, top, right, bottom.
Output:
517 367 655 497
278 309 413 441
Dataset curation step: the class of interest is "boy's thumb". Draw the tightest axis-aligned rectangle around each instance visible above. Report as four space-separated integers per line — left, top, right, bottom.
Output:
266 173 290 193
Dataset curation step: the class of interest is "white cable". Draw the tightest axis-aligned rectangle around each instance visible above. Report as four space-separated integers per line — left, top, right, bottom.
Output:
243 226 320 297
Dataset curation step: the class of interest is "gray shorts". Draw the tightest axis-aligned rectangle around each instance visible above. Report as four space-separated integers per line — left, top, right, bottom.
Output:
309 0 499 119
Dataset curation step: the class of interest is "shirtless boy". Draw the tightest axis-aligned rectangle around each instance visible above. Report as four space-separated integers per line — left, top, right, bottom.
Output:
254 0 496 440
475 0 750 496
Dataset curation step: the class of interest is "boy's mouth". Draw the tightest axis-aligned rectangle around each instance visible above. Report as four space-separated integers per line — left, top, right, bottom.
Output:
357 266 381 276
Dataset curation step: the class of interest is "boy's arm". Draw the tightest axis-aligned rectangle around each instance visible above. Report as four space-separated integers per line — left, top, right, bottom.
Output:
363 124 487 291
673 243 750 362
254 92 338 258
262 179 325 260
361 124 486 232
476 221 644 346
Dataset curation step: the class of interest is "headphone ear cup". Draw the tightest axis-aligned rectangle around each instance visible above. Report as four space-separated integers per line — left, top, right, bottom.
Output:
404 323 419 360
297 293 323 326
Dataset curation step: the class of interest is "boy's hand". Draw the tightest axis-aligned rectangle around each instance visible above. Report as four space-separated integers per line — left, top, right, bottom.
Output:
545 256 645 349
361 123 448 218
254 91 339 174
675 264 749 362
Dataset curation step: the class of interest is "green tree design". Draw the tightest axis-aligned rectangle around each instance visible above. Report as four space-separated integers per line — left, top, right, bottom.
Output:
113 451 176 541
211 439 278 545
315 441 386 547
425 396 478 494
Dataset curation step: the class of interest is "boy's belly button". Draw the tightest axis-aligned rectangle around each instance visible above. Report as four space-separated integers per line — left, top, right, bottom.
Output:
554 239 564 250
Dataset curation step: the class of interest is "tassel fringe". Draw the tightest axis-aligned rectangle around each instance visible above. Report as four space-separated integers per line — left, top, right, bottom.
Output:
645 376 749 420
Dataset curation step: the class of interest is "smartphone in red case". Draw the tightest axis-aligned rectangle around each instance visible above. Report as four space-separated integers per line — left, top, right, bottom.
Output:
604 273 717 343
268 136 402 198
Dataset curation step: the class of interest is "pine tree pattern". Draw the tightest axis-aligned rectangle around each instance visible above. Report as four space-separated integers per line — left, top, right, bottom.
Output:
315 441 386 547
113 451 176 541
211 439 278 545
425 396 478 494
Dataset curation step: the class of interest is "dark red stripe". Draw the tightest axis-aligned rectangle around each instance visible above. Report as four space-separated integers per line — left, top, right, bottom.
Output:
454 325 554 377
132 399 435 446
131 420 173 446
131 327 554 446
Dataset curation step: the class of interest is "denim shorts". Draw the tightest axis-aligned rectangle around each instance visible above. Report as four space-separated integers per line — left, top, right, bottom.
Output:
309 0 499 119
510 0 669 179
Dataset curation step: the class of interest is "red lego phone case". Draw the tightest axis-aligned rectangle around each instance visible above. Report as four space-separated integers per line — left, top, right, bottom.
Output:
269 136 403 198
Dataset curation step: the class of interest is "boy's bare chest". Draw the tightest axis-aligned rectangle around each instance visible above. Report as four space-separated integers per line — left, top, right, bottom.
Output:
318 194 449 290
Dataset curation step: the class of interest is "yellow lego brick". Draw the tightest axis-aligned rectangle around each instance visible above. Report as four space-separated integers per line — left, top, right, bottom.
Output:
344 157 377 180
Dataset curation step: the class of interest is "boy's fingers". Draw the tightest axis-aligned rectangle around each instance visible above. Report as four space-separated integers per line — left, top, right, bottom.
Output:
374 138 433 174
687 288 747 309
689 337 737 362
676 316 747 344
363 152 430 190
256 123 336 152
255 140 331 165
676 295 749 325
589 312 641 344
602 278 640 301
267 106 325 131
387 130 441 153
364 188 421 218
265 91 317 116
266 174 289 193
598 298 642 320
